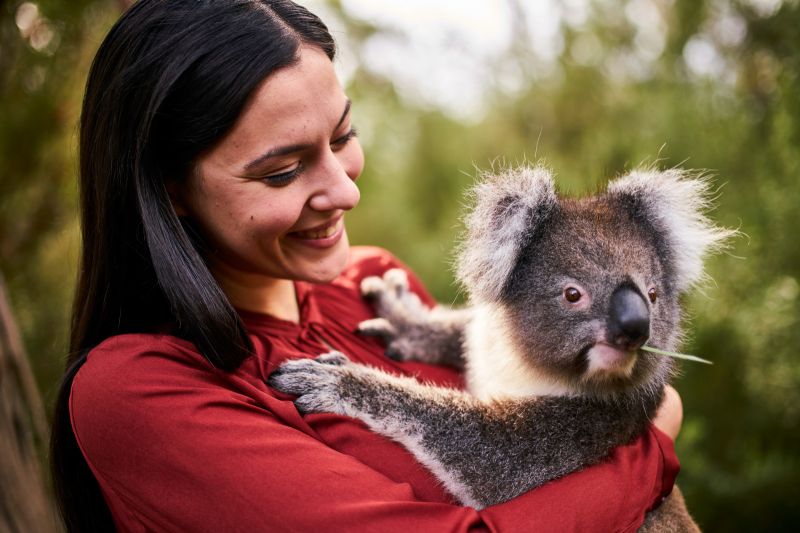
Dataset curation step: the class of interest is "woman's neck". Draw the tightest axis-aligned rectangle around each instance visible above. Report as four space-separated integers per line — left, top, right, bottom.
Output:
211 266 300 323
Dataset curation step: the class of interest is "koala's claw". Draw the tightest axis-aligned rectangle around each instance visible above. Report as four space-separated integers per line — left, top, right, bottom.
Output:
361 268 410 298
356 318 398 338
316 351 350 365
383 268 410 295
360 275 387 299
385 345 411 362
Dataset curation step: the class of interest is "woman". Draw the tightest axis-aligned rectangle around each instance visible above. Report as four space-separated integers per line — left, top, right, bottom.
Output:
51 1 682 531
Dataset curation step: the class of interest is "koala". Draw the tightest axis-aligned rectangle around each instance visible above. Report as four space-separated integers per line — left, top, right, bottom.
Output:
269 166 733 530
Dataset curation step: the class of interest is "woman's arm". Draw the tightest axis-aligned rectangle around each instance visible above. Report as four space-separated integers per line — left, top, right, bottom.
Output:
270 352 671 509
70 335 677 532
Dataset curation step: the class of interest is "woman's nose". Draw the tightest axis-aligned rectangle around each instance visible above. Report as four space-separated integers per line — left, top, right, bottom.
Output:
308 153 361 212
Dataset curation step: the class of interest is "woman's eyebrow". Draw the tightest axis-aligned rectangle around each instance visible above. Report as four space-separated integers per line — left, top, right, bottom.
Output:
242 99 352 173
335 99 352 131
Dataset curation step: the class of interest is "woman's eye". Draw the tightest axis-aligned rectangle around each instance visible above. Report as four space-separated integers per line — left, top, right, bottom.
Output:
564 287 582 303
256 128 357 185
261 164 303 187
331 127 358 149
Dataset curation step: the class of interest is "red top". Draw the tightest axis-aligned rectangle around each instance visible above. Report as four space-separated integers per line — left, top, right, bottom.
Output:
70 246 678 533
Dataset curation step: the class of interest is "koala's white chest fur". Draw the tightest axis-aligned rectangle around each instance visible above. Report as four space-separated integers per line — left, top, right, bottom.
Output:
464 302 575 400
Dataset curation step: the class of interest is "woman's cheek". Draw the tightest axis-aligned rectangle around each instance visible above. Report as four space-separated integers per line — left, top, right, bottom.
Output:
248 211 300 239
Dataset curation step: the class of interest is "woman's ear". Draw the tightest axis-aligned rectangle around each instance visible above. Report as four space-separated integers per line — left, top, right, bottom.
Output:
165 180 190 217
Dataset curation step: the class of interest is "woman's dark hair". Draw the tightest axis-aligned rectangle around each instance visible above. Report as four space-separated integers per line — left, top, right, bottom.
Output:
50 1 335 530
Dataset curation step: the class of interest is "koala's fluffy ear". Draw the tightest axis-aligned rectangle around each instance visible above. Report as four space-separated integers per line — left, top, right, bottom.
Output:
457 166 557 302
608 168 736 292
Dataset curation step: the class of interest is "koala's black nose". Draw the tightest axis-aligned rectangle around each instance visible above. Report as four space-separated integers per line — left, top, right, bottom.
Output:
608 286 650 350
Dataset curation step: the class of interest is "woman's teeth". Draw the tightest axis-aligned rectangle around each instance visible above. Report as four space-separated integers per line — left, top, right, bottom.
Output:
295 220 339 239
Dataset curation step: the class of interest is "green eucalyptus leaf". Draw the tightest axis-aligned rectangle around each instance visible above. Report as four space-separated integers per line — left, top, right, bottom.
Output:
641 345 713 365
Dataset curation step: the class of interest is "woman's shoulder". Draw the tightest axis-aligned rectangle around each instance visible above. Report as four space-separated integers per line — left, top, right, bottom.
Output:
71 333 218 418
70 332 271 459
80 333 203 376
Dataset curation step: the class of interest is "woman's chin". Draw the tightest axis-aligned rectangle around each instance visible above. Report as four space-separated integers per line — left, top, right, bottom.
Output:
294 234 351 283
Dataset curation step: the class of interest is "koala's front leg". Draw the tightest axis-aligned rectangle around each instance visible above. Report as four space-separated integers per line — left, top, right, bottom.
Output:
358 269 472 368
269 353 659 510
268 352 491 507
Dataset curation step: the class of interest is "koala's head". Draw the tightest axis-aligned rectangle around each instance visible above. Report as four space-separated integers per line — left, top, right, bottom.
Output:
457 166 733 396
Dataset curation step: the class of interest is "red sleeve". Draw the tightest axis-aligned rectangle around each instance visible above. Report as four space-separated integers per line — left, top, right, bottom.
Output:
71 333 678 533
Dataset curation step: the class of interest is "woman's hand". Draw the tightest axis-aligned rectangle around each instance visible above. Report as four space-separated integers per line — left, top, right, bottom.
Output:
653 385 683 441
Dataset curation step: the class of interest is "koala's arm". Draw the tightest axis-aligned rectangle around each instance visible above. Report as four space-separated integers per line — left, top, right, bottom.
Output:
269 353 662 510
357 269 471 368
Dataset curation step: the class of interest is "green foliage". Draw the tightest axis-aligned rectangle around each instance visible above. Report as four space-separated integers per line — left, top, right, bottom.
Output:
0 0 121 396
1 0 798 530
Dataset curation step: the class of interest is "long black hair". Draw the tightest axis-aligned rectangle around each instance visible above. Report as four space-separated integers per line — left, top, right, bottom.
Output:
51 1 335 530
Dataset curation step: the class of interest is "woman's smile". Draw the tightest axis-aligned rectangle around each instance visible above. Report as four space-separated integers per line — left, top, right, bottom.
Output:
287 215 345 248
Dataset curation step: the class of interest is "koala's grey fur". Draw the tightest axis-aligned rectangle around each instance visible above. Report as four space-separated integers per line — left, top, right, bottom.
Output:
269 166 733 529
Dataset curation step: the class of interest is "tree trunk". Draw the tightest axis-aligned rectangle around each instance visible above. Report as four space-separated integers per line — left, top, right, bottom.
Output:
0 272 60 532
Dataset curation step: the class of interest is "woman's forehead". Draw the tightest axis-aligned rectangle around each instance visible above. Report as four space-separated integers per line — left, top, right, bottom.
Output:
200 46 349 169
241 47 345 127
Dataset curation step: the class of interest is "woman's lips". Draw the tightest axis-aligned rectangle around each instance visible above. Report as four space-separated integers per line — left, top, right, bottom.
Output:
287 216 344 248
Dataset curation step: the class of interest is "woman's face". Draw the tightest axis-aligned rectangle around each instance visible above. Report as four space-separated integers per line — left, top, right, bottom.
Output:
174 46 364 290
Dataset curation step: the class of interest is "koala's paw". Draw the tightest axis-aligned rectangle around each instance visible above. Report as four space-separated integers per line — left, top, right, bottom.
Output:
362 267 408 294
357 321 424 362
358 269 431 361
360 269 424 312
267 352 354 414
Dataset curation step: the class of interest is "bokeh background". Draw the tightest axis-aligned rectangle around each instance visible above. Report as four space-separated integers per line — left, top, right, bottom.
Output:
1 0 798 530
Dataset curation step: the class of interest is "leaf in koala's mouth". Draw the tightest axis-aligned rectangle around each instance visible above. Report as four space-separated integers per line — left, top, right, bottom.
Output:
641 345 713 365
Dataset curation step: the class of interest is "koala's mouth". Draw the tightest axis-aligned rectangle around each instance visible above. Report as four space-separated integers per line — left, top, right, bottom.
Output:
583 342 638 378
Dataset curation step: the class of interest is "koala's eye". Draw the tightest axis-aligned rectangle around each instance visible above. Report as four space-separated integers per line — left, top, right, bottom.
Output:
564 287 582 303
648 287 658 303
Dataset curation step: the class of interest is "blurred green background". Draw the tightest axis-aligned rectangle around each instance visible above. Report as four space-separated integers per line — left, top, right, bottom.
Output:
1 0 798 530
